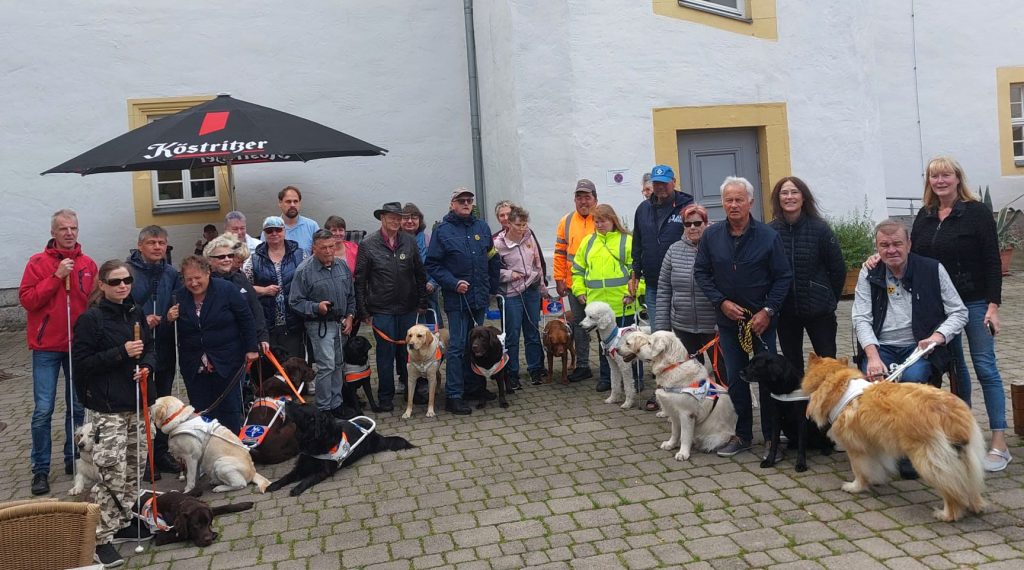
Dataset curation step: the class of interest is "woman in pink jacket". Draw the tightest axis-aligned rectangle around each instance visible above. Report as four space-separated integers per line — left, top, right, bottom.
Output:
494 206 547 388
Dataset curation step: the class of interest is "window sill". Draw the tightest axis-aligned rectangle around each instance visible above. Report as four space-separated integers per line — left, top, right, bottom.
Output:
1014 158 1024 167
677 1 752 23
152 202 221 215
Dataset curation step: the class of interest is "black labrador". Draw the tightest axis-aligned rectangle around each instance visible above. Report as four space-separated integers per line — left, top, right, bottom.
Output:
742 353 833 472
342 335 379 414
468 325 510 409
266 403 415 496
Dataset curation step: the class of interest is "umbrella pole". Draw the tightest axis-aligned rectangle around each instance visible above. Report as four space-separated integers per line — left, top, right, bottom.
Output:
226 159 237 212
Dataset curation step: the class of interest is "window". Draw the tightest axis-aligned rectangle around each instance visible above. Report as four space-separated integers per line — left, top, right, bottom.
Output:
679 0 747 20
1012 83 1024 160
147 115 219 208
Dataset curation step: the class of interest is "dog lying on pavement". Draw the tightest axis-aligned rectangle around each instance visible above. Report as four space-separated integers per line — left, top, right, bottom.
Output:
241 397 299 465
136 489 254 547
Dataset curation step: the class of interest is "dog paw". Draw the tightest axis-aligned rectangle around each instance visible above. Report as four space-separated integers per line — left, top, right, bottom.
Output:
841 481 866 494
426 409 436 418
660 440 675 450
604 397 615 405
68 487 82 496
795 463 808 473
500 401 509 409
656 411 667 418
621 399 635 409
760 458 774 469
933 508 956 522
674 450 690 461
211 485 235 493
401 411 412 419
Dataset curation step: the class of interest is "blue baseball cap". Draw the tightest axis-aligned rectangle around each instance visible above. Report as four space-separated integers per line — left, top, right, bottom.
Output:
650 165 675 183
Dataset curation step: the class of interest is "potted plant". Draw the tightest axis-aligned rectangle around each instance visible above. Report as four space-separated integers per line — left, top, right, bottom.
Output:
829 205 876 296
982 187 1024 275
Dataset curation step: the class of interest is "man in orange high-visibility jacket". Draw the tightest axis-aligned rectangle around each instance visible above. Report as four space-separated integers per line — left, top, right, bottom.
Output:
553 179 598 383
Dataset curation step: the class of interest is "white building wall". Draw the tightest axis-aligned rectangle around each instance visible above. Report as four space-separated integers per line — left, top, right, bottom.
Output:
0 1 474 291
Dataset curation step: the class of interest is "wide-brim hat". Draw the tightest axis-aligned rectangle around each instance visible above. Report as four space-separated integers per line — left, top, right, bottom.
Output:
374 201 404 220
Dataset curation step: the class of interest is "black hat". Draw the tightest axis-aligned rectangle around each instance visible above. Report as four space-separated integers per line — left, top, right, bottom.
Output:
373 201 404 220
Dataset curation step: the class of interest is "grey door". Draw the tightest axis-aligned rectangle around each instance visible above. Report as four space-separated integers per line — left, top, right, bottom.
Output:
677 128 761 222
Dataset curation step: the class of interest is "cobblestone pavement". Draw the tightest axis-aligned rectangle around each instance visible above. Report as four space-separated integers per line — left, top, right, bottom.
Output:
1 283 1023 569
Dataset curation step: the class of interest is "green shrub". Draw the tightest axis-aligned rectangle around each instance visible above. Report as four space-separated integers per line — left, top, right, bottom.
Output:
829 208 875 269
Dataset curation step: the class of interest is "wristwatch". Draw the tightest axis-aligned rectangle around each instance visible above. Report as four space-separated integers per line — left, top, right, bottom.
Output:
763 307 775 317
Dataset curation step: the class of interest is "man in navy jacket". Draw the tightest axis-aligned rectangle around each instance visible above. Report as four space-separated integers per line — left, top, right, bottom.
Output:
694 176 792 458
425 188 501 415
629 165 693 329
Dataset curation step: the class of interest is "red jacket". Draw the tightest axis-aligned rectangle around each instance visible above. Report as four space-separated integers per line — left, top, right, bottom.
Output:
19 240 97 352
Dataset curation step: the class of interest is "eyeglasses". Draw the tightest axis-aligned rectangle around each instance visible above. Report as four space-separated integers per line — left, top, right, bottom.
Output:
209 254 235 260
683 221 705 228
454 198 474 205
264 227 284 234
104 276 134 286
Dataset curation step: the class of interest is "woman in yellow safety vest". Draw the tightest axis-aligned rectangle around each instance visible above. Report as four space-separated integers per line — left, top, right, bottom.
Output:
571 204 645 392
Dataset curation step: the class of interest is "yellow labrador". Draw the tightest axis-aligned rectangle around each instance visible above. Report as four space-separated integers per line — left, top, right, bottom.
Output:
403 324 449 419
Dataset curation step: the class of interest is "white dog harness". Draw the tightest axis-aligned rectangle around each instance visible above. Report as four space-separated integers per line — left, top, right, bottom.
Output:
137 494 172 533
659 377 724 401
407 340 445 376
771 388 810 402
471 352 510 379
827 378 872 424
309 416 376 464
239 398 288 449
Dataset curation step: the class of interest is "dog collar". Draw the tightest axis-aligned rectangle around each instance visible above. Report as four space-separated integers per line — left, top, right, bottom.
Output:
159 405 189 429
344 364 371 383
471 352 509 379
827 378 872 424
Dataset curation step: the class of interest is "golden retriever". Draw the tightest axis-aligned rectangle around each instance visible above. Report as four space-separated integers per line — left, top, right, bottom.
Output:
802 354 985 521
151 396 270 493
404 324 449 419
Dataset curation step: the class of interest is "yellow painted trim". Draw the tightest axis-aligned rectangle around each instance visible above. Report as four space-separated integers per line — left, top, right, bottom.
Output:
652 103 791 218
126 95 231 227
653 0 777 41
996 67 1024 177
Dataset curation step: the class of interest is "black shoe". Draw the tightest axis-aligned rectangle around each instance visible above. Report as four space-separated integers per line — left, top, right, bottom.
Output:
111 523 152 544
30 472 49 496
155 453 181 474
595 381 611 392
898 457 919 480
377 400 394 412
530 370 544 385
94 543 124 568
413 378 429 405
466 388 496 401
65 462 74 475
567 367 593 382
143 463 161 482
445 397 472 415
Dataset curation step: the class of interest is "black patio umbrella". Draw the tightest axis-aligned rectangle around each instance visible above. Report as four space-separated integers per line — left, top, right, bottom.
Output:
42 93 387 175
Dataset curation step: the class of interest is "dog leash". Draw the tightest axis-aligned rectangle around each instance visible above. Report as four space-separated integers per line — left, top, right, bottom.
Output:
138 367 161 539
196 362 250 418
883 342 937 383
261 348 306 403
738 308 769 355
690 334 726 388
372 324 408 345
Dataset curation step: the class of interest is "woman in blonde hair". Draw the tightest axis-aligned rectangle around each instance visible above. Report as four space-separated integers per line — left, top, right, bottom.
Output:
205 233 269 352
571 204 644 392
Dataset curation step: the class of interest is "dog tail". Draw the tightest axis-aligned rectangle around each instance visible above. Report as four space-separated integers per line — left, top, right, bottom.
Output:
377 436 416 452
252 473 271 494
912 421 987 518
211 502 255 517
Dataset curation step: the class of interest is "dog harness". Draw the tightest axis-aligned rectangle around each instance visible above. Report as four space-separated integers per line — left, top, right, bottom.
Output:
827 378 872 424
138 494 172 533
600 325 636 357
239 398 288 449
308 416 376 465
471 352 510 379
771 388 810 402
408 345 444 376
659 377 724 401
343 363 371 383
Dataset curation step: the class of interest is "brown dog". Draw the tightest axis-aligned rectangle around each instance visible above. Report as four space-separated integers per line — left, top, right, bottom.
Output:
543 319 576 385
242 398 299 465
139 490 254 547
253 356 315 399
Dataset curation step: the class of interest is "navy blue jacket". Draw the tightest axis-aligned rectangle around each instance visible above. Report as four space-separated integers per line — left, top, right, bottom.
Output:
127 249 181 370
247 240 306 331
425 212 501 311
694 216 793 328
631 191 694 285
174 278 258 383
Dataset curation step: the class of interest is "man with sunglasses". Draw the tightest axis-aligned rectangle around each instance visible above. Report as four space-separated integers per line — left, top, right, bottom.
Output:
126 225 182 476
19 208 95 495
628 165 693 333
425 189 501 415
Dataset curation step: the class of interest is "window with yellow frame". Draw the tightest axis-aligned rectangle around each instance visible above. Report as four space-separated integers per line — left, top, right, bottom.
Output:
653 0 776 40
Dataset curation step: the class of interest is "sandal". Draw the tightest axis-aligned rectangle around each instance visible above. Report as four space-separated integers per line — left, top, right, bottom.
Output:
983 448 1012 472
644 396 660 412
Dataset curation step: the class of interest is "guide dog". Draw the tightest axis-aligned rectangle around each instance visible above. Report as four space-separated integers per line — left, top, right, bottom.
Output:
404 324 448 418
467 325 511 409
542 319 575 385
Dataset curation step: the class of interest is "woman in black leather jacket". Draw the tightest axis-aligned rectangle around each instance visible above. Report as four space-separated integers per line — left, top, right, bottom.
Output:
768 177 846 373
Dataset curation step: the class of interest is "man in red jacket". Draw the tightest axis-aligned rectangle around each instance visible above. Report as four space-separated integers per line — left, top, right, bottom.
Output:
19 208 96 495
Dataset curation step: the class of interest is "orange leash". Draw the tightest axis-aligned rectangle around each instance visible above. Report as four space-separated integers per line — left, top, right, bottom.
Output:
138 367 159 531
691 335 727 388
262 349 306 404
372 325 407 345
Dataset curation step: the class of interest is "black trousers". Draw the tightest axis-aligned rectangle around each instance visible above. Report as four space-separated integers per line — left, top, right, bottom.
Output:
270 325 306 361
777 311 838 374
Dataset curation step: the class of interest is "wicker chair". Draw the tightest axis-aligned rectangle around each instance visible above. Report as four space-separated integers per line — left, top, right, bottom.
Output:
0 498 100 569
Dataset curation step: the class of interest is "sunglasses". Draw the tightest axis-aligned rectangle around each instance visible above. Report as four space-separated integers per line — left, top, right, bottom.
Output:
683 220 705 228
453 198 474 205
209 254 235 260
104 276 134 286
264 227 284 234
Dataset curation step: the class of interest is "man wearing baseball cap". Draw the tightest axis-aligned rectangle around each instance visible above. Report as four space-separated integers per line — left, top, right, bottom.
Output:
553 179 598 383
629 165 693 331
425 188 501 415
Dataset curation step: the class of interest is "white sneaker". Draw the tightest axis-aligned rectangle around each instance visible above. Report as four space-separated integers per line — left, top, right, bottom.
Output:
983 448 1012 472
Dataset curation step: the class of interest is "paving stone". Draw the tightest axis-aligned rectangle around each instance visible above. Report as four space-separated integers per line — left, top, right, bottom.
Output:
819 551 889 570
779 521 839 544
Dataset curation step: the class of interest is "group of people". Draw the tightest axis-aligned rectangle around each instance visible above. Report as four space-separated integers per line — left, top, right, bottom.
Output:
18 158 1012 567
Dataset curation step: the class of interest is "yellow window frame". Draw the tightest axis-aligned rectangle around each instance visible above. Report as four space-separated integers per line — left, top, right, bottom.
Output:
652 0 777 40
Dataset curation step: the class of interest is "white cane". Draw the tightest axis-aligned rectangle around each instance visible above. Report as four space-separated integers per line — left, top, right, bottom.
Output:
65 276 77 478
132 322 145 554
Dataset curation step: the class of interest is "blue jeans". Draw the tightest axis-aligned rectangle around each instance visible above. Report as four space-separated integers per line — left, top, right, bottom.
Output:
599 314 643 385
950 299 1007 430
445 307 486 399
858 344 931 384
644 287 658 331
31 351 85 474
305 321 346 411
372 312 417 403
504 288 544 377
718 319 777 443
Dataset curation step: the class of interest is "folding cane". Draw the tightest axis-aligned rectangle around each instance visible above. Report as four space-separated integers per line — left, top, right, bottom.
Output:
133 323 145 553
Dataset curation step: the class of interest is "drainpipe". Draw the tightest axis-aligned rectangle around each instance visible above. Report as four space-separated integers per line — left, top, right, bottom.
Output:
463 0 486 216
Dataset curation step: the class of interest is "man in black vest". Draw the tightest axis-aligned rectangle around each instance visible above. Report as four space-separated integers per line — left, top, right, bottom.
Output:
852 219 967 382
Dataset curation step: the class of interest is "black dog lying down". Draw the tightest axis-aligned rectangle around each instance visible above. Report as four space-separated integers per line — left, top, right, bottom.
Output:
136 489 254 547
267 403 415 496
742 353 833 472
